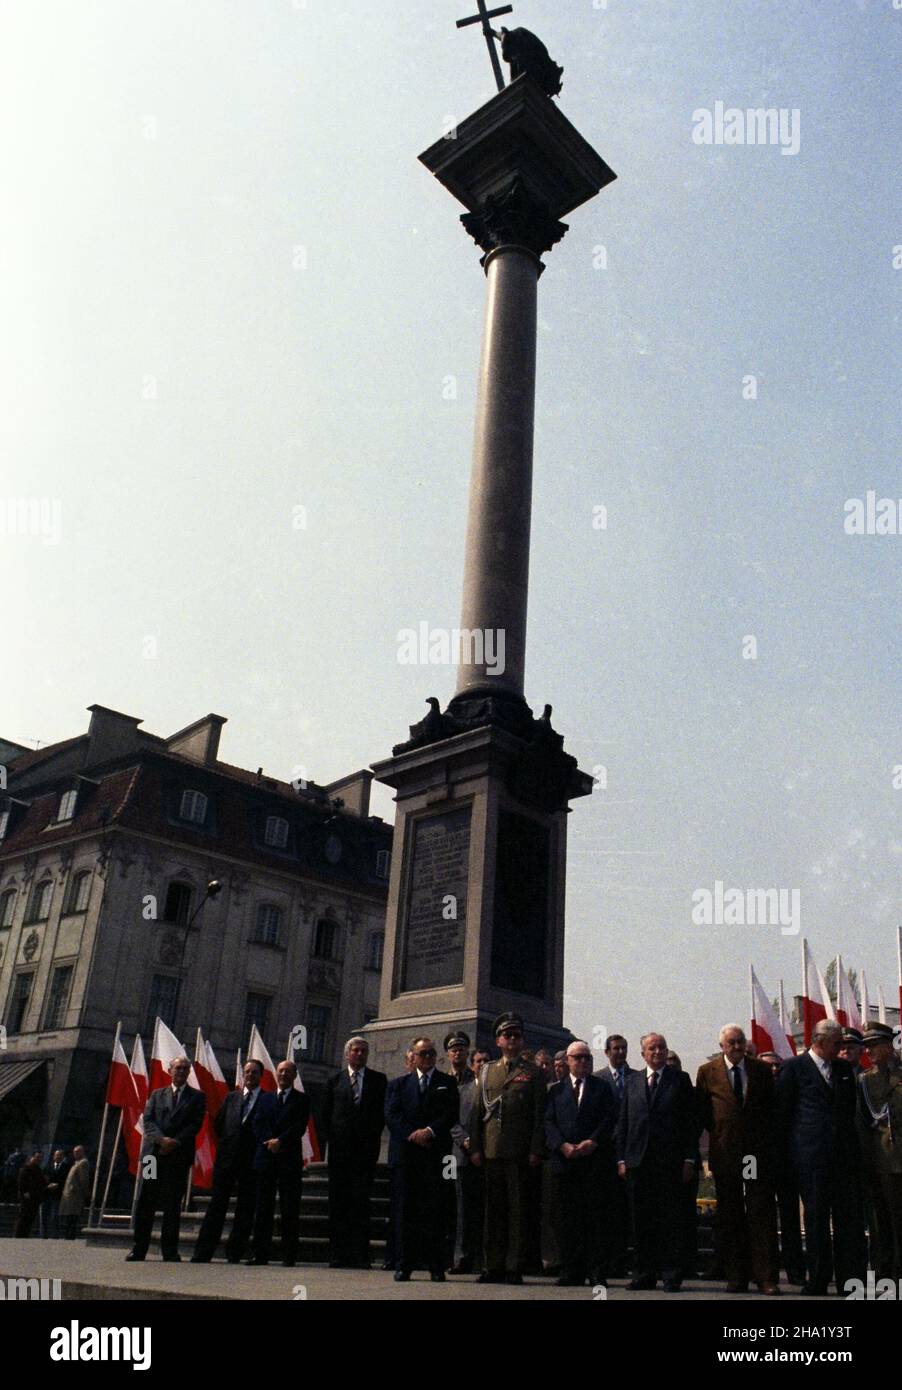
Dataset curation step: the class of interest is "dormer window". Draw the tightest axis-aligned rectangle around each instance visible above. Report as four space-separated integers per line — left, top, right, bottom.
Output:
57 789 78 823
179 790 208 825
264 815 289 850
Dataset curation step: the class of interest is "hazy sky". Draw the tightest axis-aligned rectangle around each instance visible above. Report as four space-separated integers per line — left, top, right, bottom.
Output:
2 1 899 1070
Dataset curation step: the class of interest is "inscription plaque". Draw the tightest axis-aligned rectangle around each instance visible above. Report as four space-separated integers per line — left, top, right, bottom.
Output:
400 807 470 992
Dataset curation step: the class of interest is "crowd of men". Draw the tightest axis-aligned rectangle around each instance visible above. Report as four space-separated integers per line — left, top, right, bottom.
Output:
117 1009 901 1294
8 1145 91 1238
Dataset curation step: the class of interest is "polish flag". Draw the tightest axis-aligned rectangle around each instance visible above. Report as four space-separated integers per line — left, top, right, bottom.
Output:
834 955 861 1030
801 939 834 1047
750 965 795 1060
877 985 888 1026
247 1024 278 1092
123 1035 148 1177
149 1016 187 1093
897 926 902 1021
859 970 871 1031
778 980 795 1052
191 1029 218 1191
234 1048 243 1090
105 1023 139 1110
284 1032 321 1164
200 1035 230 1120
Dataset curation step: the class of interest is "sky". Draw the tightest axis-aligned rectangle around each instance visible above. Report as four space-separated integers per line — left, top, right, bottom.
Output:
1 0 899 1072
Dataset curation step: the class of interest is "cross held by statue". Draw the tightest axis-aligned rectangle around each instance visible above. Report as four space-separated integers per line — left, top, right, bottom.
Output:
455 0 513 93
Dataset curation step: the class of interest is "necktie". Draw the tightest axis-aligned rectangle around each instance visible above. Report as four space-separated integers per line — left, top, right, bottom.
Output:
732 1066 743 1104
647 1070 658 1103
573 1078 582 1108
280 1089 287 1105
350 1072 360 1105
419 1072 428 1097
241 1091 253 1121
615 1070 624 1097
172 1088 182 1111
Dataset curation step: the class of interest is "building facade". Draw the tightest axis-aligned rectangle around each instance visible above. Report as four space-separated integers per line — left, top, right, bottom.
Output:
0 705 391 1155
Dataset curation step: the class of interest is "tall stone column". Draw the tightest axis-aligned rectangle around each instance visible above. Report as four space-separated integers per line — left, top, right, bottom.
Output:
455 244 538 702
363 78 616 1072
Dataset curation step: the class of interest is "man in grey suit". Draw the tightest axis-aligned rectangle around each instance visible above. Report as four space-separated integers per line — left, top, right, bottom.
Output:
594 1033 634 1274
128 1055 206 1262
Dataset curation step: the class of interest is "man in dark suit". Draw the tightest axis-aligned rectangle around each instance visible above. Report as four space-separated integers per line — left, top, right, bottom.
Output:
545 1040 619 1286
252 1059 310 1266
776 1018 867 1295
128 1055 206 1261
385 1035 459 1281
41 1149 71 1238
696 1024 780 1295
758 1050 806 1285
615 1031 696 1292
593 1033 634 1274
14 1152 48 1238
321 1035 387 1269
191 1058 275 1263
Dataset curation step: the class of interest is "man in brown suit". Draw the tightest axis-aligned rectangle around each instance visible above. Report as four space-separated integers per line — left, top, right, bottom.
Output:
696 1024 780 1295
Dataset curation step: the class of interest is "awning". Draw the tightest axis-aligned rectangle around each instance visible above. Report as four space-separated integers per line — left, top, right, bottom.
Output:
0 1059 45 1102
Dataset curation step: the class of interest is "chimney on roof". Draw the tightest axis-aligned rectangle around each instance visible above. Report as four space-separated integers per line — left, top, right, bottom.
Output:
323 769 373 818
165 714 227 767
87 705 144 765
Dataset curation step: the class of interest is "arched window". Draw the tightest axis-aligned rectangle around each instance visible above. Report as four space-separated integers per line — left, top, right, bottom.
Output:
26 878 53 923
264 816 289 849
313 918 344 963
254 903 282 946
0 888 16 928
64 870 91 915
366 932 385 971
179 789 208 824
163 881 194 927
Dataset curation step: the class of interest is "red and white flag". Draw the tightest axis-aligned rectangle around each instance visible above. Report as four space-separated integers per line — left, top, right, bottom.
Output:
801 939 834 1047
191 1029 217 1191
750 965 795 1060
834 955 861 1030
123 1035 148 1176
877 984 888 1026
859 969 871 1031
284 1032 321 1164
149 1016 187 1093
105 1022 139 1110
234 1048 244 1089
247 1024 278 1092
897 925 902 1021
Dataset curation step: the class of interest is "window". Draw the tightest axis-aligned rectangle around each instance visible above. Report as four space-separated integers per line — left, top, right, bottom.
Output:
254 903 282 946
0 810 9 840
179 789 208 824
163 881 193 927
375 848 391 880
0 889 15 928
263 816 289 850
42 964 74 1030
313 918 344 962
308 1004 332 1063
243 992 272 1042
25 879 53 923
146 974 179 1034
366 932 384 971
6 971 34 1034
63 870 91 915
57 789 78 822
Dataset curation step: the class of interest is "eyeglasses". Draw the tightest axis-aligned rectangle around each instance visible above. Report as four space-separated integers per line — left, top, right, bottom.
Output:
570 1054 591 1061
415 1048 436 1057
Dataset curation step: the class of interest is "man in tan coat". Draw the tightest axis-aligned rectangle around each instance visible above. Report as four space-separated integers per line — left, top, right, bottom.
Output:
696 1025 780 1295
469 1012 546 1284
59 1146 91 1240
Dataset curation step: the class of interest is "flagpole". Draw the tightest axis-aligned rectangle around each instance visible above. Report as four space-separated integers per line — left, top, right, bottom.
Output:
98 1110 124 1222
878 984 887 1026
88 1019 121 1226
801 938 810 1047
748 962 755 1042
897 925 901 1019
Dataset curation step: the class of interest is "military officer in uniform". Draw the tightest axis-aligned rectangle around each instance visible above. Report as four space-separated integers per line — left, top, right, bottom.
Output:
469 1012 546 1284
858 1022 902 1279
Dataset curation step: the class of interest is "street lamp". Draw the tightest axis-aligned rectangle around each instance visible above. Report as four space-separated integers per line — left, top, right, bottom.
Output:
175 879 223 1031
